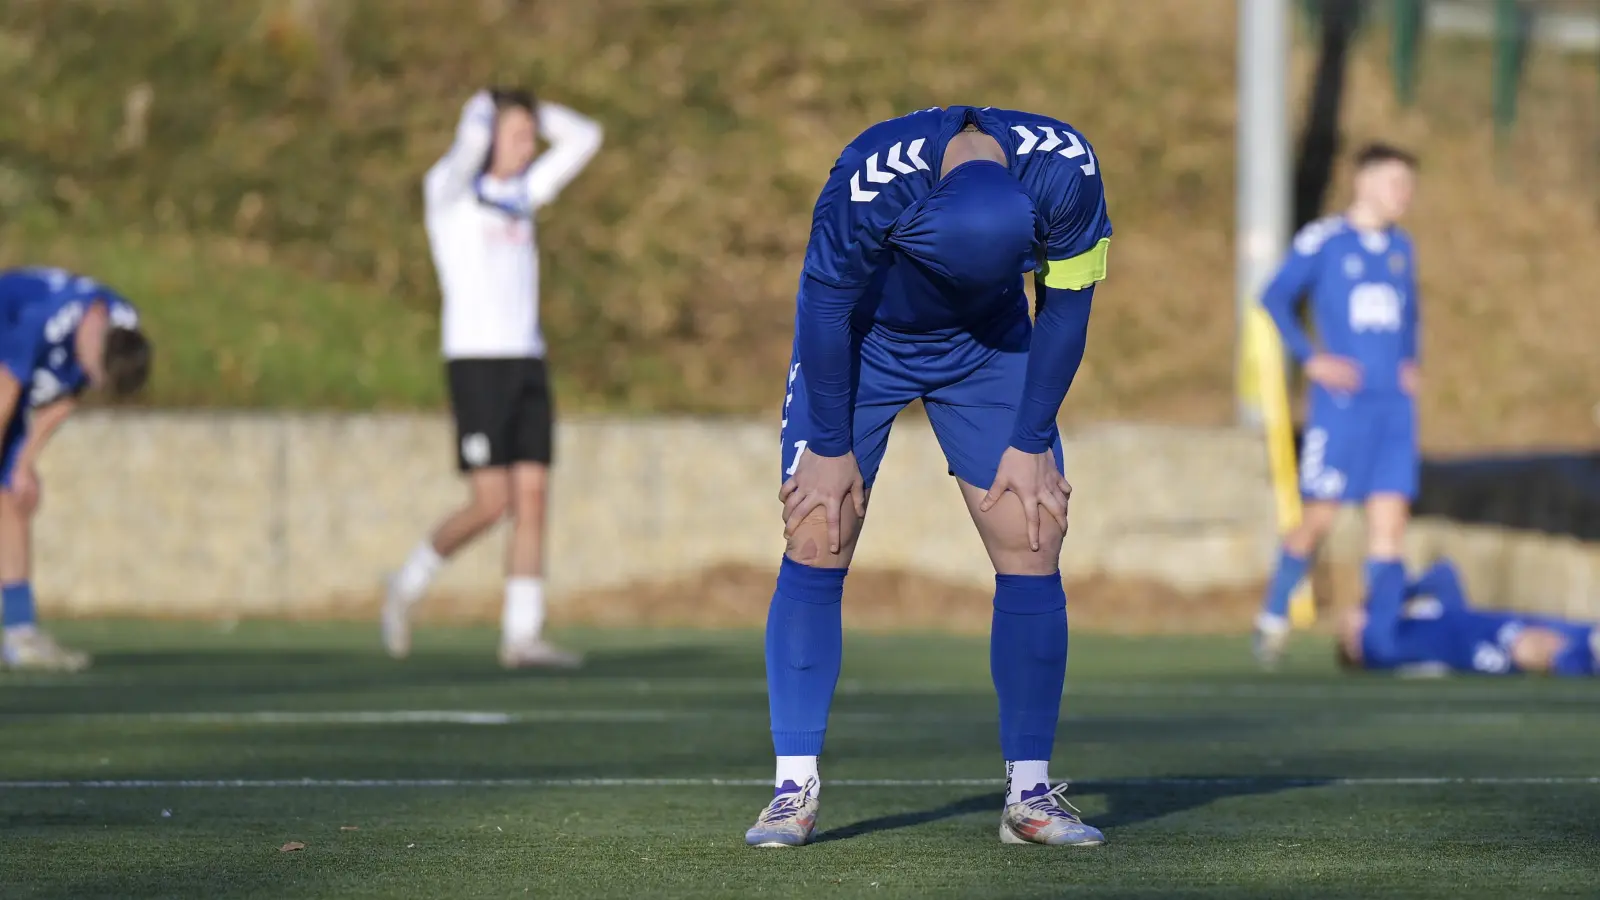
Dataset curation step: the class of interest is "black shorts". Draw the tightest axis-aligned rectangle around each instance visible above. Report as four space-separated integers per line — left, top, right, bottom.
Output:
446 358 554 471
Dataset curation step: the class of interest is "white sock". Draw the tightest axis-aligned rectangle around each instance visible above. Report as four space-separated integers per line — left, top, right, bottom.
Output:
393 541 443 605
775 756 819 795
501 577 545 645
1005 760 1050 805
1255 611 1291 635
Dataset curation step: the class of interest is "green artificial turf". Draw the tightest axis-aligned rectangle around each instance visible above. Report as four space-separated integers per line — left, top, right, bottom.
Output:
2 622 1598 898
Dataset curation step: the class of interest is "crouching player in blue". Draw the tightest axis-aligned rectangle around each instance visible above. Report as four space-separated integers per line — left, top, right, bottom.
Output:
746 107 1110 849
1254 144 1422 668
0 267 151 671
1337 559 1600 678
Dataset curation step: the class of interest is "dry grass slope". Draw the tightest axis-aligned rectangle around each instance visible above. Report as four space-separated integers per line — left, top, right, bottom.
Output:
0 0 1594 448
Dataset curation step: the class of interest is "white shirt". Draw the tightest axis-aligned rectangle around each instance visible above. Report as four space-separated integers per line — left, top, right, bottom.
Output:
424 93 602 359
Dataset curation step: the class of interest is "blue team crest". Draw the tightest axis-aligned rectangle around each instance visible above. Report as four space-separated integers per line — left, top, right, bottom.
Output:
1342 254 1364 278
1389 252 1407 275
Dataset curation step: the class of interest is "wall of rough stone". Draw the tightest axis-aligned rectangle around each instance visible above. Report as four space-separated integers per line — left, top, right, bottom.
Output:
31 412 1599 623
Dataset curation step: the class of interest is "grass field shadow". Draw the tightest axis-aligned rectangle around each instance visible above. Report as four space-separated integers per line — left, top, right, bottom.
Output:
812 778 1317 844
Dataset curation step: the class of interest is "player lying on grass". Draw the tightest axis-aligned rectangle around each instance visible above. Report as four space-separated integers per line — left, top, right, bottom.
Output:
1337 558 1600 677
1254 143 1422 669
0 267 151 671
747 106 1109 849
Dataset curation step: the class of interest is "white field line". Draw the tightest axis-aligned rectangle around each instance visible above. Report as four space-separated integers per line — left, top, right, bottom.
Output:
0 708 1561 727
9 676 1599 704
3 776 1600 790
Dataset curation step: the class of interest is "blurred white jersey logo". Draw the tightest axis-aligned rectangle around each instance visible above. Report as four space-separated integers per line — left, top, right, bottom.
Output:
1348 283 1402 333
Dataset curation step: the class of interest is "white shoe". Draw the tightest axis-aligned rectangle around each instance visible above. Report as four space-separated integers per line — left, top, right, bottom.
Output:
380 576 412 660
1253 612 1291 671
745 778 820 847
498 638 584 670
999 783 1105 846
3 628 91 673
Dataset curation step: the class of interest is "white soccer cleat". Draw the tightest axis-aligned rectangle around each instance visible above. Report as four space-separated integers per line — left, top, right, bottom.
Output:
1253 612 1292 671
498 638 584 670
380 576 412 660
2 628 91 673
999 783 1105 847
745 778 820 848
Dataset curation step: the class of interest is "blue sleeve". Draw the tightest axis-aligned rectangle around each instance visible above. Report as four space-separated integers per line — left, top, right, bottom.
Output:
1260 249 1319 363
1011 137 1110 454
1011 285 1094 453
0 305 46 387
1402 245 1419 362
795 144 919 457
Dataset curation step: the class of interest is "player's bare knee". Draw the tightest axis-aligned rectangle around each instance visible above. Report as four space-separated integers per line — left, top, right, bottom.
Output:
510 484 545 524
467 482 511 526
783 505 860 568
1287 505 1337 555
987 521 1066 576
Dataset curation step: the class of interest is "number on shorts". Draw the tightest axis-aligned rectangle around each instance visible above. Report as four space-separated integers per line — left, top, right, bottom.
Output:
785 440 808 477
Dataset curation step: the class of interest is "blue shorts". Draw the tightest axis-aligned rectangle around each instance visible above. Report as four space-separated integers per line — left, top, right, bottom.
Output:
780 317 1064 490
1299 390 1417 503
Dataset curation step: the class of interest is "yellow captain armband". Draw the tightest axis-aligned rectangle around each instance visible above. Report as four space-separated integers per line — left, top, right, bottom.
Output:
1037 237 1110 290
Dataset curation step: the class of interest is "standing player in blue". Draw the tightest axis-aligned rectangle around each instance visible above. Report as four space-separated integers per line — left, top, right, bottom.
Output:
0 267 151 671
1252 144 1421 668
745 106 1110 849
1336 558 1600 678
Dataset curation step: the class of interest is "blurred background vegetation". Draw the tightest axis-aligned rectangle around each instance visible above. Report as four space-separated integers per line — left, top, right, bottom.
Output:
0 0 1594 450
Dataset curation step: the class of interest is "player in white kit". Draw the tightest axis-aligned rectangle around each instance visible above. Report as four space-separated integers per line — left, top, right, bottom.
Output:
383 88 602 668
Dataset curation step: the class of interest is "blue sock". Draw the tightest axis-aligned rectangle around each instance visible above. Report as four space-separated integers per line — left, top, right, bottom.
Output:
1551 630 1597 677
1261 547 1310 620
991 572 1068 762
2 581 35 630
1364 557 1407 620
766 557 846 758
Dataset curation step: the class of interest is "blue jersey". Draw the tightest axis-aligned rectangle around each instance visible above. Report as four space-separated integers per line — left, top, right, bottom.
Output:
1364 594 1526 675
1360 561 1594 675
801 106 1111 331
0 267 140 408
795 106 1112 455
1262 216 1419 395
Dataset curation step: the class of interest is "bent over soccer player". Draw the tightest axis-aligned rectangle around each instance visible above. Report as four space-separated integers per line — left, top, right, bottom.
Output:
746 106 1110 849
1253 144 1421 668
0 267 151 671
1337 558 1600 678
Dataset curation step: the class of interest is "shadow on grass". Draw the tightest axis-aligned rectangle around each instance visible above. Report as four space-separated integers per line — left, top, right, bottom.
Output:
811 778 1316 844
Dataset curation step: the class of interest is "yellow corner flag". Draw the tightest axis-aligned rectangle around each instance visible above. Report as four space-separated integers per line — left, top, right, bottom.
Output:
1246 305 1315 627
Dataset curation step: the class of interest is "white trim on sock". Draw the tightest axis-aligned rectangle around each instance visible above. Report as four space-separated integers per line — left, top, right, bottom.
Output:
1256 611 1291 635
502 577 545 645
776 756 819 794
1005 760 1049 805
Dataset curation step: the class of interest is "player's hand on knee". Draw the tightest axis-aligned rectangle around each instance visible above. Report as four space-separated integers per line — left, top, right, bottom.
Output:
1305 353 1363 393
780 450 866 554
980 447 1070 553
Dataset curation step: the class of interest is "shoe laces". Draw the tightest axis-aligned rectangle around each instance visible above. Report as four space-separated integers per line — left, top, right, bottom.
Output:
759 788 812 825
1022 784 1084 823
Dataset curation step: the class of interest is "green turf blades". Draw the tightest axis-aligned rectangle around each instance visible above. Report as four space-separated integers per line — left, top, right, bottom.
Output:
3 622 1599 899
